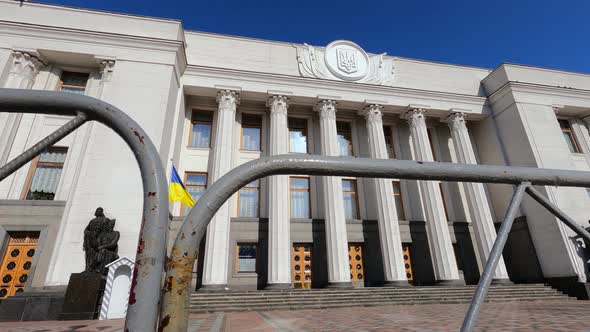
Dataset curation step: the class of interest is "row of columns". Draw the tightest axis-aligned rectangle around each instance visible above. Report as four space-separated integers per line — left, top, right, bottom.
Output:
201 90 511 289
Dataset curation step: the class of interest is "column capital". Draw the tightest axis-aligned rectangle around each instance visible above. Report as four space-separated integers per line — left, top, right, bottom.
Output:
9 51 44 80
401 108 427 127
314 100 338 120
267 95 289 116
216 90 240 110
359 104 383 124
442 112 468 132
99 60 116 82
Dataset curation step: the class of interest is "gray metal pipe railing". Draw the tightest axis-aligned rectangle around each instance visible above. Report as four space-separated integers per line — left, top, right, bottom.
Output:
0 89 168 332
161 154 590 332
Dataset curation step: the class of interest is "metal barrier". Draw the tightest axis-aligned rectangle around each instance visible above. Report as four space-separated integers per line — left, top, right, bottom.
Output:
162 154 590 332
0 89 168 332
2 89 590 332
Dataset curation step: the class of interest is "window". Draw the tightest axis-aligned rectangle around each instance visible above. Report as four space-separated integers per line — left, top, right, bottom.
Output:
392 181 406 220
189 111 213 148
59 72 88 95
23 147 67 200
290 177 310 219
383 126 396 159
559 119 581 154
289 117 308 153
236 243 257 273
337 121 353 156
183 172 207 215
342 179 359 220
238 180 259 217
241 114 262 151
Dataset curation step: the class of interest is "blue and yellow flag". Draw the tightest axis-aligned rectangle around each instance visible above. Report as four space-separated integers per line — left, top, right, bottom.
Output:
169 166 195 208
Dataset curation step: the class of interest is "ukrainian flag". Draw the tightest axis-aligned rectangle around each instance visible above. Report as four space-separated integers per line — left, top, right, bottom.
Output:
169 166 195 208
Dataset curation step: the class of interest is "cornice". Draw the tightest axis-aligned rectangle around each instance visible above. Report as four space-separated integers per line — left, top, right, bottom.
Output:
0 21 187 78
488 81 590 105
184 65 488 109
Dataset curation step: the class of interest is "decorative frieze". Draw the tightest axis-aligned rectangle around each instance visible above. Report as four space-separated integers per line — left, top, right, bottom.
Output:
296 40 395 86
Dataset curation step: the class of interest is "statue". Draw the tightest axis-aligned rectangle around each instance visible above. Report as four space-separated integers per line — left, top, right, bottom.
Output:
83 207 119 274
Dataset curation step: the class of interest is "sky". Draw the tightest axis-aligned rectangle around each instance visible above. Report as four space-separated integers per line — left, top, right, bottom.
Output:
36 0 590 73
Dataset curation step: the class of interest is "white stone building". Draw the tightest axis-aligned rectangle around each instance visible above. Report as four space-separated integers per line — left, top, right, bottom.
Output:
0 0 589 298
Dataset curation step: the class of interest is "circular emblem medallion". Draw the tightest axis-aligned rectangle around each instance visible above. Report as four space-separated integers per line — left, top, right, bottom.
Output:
324 40 369 81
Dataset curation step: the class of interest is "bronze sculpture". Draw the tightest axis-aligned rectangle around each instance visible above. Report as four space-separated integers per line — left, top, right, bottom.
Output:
83 207 119 274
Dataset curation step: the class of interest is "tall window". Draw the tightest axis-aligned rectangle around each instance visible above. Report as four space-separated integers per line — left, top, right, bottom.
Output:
59 72 88 95
342 179 359 220
337 121 353 156
23 147 68 200
288 117 308 153
559 119 581 153
392 181 406 220
183 172 207 215
383 126 396 159
190 111 213 148
241 114 261 151
236 243 257 273
238 180 259 217
290 177 310 219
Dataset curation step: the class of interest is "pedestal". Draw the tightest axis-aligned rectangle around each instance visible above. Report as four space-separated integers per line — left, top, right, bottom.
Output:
60 272 106 320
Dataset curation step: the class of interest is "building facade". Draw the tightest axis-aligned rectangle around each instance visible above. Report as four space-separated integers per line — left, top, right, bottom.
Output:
0 1 589 297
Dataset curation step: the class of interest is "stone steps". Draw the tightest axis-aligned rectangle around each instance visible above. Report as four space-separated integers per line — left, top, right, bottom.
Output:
189 284 572 313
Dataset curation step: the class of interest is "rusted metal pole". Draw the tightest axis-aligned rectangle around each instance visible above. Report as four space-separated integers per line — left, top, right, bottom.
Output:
0 113 87 181
0 89 168 332
460 183 529 332
161 155 590 332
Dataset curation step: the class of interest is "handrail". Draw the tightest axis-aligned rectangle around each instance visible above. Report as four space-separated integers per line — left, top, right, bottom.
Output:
0 89 168 332
161 154 590 332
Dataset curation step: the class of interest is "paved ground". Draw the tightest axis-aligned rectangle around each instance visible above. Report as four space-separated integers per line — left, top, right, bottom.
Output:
0 300 588 331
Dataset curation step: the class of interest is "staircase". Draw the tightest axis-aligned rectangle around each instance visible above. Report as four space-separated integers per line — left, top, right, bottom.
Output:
189 284 572 313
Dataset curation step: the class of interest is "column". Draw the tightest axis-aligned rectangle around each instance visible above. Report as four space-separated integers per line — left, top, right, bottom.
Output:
315 100 352 287
266 95 292 289
402 109 462 285
202 90 239 289
359 105 409 286
444 112 510 283
0 51 44 165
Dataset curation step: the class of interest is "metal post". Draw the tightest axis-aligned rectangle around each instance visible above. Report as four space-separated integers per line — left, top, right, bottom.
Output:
0 113 87 181
460 182 529 332
0 89 168 332
526 186 590 243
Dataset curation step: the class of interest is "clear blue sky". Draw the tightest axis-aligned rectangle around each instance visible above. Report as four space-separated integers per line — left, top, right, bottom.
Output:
37 0 590 73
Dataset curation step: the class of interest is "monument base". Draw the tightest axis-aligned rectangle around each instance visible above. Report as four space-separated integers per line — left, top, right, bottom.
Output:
59 272 106 320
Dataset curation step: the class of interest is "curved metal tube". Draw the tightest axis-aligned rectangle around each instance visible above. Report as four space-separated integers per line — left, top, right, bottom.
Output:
161 154 590 332
0 89 168 332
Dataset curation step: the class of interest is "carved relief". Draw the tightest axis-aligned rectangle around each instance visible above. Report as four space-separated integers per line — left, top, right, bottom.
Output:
296 40 395 86
9 51 44 81
360 104 384 124
267 95 289 117
99 60 116 82
216 90 240 111
444 112 467 132
402 109 427 128
315 100 338 120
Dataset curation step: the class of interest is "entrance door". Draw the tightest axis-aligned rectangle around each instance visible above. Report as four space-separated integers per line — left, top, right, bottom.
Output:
292 243 312 289
0 232 39 298
348 243 364 288
402 243 414 285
